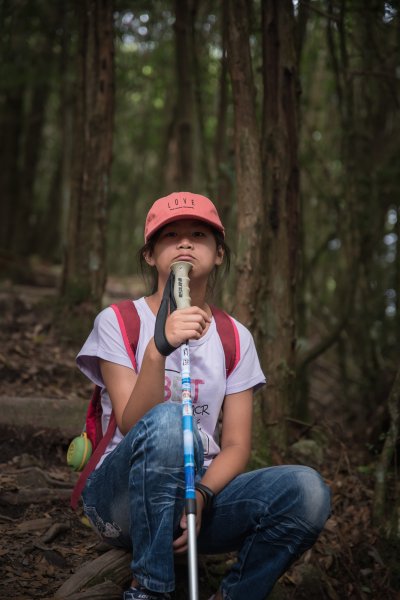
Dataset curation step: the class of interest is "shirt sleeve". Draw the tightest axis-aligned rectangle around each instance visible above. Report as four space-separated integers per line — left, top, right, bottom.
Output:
76 306 135 387
225 319 266 395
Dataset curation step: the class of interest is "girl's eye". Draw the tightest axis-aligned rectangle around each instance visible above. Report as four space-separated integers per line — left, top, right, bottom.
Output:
164 231 177 237
193 231 206 237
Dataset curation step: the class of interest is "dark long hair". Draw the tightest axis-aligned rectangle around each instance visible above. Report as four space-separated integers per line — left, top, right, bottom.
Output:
137 227 231 296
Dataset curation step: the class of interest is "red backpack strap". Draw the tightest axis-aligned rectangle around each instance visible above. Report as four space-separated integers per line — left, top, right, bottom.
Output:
210 305 240 377
70 301 140 509
111 300 140 371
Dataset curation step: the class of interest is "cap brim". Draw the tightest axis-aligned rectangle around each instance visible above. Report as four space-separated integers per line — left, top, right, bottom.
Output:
146 215 225 242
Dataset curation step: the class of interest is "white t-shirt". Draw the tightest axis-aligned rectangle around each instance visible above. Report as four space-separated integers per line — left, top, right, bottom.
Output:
77 297 266 467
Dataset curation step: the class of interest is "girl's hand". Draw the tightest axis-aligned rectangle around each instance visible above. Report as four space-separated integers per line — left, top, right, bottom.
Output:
172 491 204 554
165 307 211 348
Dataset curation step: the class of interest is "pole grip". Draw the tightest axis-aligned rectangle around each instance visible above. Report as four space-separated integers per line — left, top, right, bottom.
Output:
171 261 193 309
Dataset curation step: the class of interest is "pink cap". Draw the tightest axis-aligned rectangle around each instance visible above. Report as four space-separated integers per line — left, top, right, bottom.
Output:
144 191 225 243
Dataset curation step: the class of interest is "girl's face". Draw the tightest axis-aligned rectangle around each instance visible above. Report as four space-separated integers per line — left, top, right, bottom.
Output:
144 219 224 281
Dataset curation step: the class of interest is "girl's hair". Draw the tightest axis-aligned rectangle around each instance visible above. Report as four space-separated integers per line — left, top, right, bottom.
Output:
137 226 231 295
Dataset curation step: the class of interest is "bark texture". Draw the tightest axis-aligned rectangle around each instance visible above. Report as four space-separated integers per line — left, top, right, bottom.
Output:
164 0 196 191
61 0 114 309
226 0 264 329
260 0 300 443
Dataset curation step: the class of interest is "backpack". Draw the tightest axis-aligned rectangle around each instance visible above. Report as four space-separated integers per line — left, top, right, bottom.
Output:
70 299 240 509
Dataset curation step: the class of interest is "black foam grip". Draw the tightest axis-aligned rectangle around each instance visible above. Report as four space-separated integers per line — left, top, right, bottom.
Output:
154 272 178 356
185 498 197 515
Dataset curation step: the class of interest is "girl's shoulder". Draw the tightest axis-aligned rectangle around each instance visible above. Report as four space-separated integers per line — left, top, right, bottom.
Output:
94 297 149 327
92 304 119 332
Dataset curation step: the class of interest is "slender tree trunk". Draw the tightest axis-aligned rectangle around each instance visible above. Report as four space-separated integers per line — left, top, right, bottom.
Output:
164 0 196 191
0 1 26 256
14 68 53 256
260 0 300 446
296 0 310 63
191 0 212 195
60 0 114 311
174 0 194 189
373 366 400 531
38 0 72 263
60 4 74 257
0 87 24 253
396 205 400 341
214 0 233 236
226 0 264 329
38 158 63 262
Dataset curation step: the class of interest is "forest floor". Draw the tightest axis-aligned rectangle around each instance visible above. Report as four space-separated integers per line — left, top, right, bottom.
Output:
0 276 399 600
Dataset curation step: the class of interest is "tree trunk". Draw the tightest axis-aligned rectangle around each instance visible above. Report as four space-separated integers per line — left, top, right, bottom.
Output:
0 2 25 255
164 0 196 191
214 0 233 235
0 87 24 253
373 366 400 533
191 0 212 196
226 0 264 329
60 0 114 311
14 65 53 256
260 0 300 447
38 0 73 263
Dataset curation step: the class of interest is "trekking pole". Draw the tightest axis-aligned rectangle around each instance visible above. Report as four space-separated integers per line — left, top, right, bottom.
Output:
170 260 199 600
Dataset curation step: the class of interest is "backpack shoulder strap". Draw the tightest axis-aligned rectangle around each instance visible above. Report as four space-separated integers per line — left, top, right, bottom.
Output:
111 300 141 371
210 305 240 377
70 300 141 510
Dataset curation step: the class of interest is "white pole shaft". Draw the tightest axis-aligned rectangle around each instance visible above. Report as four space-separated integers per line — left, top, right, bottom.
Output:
187 513 199 600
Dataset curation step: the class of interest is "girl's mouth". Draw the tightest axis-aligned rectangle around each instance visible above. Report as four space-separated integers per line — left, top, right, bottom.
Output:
174 255 195 262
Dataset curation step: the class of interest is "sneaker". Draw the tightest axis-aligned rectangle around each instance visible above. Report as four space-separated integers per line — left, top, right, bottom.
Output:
123 586 171 600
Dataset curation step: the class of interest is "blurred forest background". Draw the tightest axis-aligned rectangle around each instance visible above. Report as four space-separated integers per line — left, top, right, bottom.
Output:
1 0 400 598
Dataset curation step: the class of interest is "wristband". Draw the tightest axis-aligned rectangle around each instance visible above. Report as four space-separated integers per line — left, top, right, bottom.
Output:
195 482 215 513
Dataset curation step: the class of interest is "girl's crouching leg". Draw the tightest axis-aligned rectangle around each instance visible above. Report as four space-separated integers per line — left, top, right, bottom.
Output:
126 402 204 593
215 466 331 600
266 465 331 552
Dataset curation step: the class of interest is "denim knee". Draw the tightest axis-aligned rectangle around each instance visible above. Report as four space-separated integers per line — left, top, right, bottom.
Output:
290 467 331 532
125 402 203 470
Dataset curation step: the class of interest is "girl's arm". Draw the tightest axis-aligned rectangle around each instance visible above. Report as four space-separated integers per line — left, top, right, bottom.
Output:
198 388 253 492
100 306 210 434
100 337 165 435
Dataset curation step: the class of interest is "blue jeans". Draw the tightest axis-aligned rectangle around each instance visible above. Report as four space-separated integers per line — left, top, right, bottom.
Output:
82 403 331 600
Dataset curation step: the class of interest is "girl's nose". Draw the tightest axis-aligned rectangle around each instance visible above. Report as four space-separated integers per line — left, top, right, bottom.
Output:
177 236 193 248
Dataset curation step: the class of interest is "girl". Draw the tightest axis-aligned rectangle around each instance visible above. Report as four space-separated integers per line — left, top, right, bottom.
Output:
77 192 331 600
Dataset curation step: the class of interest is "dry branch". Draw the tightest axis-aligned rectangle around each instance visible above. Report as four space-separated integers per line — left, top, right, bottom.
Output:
60 581 123 600
55 548 132 599
8 466 74 488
